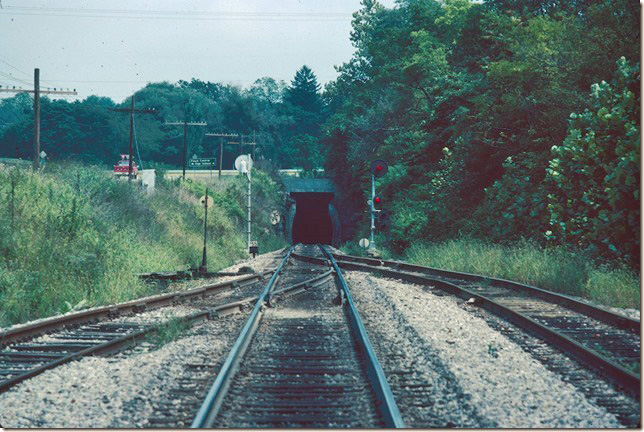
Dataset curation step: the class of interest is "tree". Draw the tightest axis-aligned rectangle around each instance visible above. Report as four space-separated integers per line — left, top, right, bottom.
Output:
285 65 322 113
546 58 640 265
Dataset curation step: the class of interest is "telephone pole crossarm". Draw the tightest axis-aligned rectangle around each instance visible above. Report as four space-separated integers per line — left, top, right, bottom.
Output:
109 97 158 180
0 88 77 95
205 133 241 178
166 120 208 180
1 69 79 169
165 122 207 126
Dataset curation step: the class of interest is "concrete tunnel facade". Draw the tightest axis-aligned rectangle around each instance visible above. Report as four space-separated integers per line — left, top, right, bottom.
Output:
283 178 341 246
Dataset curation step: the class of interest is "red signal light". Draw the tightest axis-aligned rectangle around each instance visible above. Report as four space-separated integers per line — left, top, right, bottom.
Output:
374 196 381 204
371 160 388 178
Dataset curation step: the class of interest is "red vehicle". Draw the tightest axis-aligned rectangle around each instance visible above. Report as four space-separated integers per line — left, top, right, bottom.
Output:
114 154 138 178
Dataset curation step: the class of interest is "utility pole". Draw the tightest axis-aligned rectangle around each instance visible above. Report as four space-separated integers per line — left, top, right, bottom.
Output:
165 120 207 180
0 68 77 169
226 134 257 166
219 136 224 178
205 132 239 178
33 68 39 170
109 96 156 181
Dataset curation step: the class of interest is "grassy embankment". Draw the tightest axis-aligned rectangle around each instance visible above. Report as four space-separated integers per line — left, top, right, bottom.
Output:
342 238 639 310
0 162 287 327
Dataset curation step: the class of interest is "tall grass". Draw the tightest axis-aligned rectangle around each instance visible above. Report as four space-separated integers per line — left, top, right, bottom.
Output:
0 162 286 327
403 238 640 310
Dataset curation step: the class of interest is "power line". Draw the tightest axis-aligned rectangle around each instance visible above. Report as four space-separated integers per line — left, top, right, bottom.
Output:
0 57 31 77
0 11 351 22
0 57 63 86
0 70 32 86
44 79 153 84
4 5 353 17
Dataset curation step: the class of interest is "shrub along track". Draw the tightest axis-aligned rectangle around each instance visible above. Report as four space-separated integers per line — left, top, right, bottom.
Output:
0 264 286 394
190 244 403 428
290 252 640 415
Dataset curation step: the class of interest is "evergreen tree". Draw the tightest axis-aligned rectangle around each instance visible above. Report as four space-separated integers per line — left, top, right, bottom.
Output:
285 65 322 113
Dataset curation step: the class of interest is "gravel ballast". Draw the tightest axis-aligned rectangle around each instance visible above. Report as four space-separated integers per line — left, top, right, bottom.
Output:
0 311 249 428
345 271 623 428
0 249 286 428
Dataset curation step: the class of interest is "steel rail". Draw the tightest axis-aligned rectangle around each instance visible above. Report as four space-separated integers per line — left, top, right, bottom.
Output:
318 245 405 428
0 271 271 347
191 246 295 428
331 253 640 333
1 303 227 393
0 267 330 395
320 257 640 397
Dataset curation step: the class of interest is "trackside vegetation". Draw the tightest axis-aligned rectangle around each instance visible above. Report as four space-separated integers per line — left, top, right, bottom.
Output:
341 238 639 310
403 239 639 310
330 0 639 310
0 163 286 327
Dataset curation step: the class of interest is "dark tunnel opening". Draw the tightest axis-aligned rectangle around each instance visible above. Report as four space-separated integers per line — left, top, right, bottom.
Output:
292 192 333 245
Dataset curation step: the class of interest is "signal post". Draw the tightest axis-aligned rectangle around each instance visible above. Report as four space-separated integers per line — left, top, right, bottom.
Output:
369 160 388 252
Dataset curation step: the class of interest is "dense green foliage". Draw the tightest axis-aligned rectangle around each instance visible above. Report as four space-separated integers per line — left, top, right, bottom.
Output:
0 0 639 310
323 0 639 267
0 163 285 327
546 58 640 264
0 67 327 172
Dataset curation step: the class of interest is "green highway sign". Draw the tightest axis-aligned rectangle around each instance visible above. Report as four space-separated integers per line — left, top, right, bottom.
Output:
189 156 217 168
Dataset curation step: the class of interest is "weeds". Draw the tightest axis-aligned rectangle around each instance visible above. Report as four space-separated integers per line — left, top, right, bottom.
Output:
147 317 191 349
404 238 640 310
0 162 286 328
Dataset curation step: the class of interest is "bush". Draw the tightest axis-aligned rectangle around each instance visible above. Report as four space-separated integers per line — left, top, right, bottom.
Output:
546 58 640 266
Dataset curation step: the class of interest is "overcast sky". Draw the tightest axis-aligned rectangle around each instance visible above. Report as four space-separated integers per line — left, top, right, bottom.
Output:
0 0 396 103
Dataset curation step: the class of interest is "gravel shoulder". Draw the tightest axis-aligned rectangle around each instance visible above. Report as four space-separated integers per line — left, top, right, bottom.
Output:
345 271 623 428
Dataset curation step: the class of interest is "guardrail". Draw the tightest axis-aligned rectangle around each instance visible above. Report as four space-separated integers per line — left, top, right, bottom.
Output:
319 245 405 428
191 246 295 428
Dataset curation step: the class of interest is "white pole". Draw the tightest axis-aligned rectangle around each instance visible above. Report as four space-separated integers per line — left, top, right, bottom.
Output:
247 154 251 253
369 173 376 250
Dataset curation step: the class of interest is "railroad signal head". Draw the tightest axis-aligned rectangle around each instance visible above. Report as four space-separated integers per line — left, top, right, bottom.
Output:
373 195 383 209
370 160 388 178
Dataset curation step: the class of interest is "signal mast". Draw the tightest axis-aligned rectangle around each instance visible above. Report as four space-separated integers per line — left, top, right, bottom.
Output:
369 160 388 252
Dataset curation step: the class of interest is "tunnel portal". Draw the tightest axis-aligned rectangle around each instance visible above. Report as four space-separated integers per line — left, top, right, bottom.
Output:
291 193 333 244
283 178 341 246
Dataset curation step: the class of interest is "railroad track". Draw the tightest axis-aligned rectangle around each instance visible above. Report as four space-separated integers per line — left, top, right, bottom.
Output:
0 268 277 394
294 252 640 399
191 244 404 428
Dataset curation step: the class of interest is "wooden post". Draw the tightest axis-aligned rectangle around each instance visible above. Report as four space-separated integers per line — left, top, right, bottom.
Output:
33 68 40 170
128 96 134 181
252 130 256 161
200 187 208 273
0 69 76 170
182 120 188 180
219 137 223 179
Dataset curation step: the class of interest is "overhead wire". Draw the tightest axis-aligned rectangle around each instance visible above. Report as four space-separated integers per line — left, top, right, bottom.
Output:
0 9 351 22
0 69 32 84
133 114 144 170
0 57 66 87
3 5 352 17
